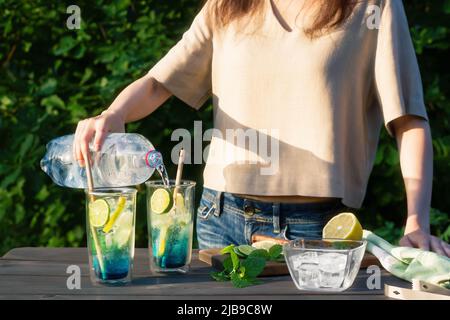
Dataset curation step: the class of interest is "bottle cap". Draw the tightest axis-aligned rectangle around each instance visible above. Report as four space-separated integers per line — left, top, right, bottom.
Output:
145 150 163 169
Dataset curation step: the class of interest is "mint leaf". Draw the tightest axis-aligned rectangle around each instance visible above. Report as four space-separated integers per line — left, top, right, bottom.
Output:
210 244 269 288
233 246 246 258
248 249 269 260
211 271 229 282
230 250 240 271
222 256 234 272
230 273 248 288
230 273 262 288
269 244 283 260
241 256 266 278
221 244 235 255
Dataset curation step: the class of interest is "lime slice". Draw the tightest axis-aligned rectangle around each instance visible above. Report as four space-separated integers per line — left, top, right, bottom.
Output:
114 210 133 248
252 240 279 252
89 199 110 228
237 245 256 257
102 196 127 233
175 192 185 210
151 188 173 214
233 247 246 258
175 192 191 221
115 209 133 229
322 212 363 240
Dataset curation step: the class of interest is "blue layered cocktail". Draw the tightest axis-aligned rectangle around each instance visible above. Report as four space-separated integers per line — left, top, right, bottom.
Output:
86 188 137 284
146 180 195 273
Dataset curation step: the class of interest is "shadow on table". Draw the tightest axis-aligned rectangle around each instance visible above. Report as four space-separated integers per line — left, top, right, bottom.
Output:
130 271 295 287
130 266 217 286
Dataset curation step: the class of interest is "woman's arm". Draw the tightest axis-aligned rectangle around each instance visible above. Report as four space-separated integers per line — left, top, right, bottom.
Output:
73 75 171 166
391 115 450 257
107 75 172 123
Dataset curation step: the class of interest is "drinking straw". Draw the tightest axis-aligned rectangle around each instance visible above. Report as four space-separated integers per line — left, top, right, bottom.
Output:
173 148 185 203
85 153 106 278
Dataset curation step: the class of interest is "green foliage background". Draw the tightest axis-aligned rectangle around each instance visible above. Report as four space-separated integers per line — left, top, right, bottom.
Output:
0 0 449 255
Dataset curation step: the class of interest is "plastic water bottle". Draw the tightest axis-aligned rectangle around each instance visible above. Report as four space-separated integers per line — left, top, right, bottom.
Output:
40 133 168 188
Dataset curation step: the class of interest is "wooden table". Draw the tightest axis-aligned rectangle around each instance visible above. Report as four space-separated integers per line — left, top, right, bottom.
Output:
0 247 409 300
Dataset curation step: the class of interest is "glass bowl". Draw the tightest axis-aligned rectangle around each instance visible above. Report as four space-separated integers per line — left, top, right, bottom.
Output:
283 239 367 292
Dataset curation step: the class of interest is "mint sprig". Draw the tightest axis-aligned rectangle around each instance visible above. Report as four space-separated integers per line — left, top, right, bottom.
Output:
210 244 284 288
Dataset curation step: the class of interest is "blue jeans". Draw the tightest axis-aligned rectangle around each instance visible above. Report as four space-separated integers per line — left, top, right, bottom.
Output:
196 188 347 249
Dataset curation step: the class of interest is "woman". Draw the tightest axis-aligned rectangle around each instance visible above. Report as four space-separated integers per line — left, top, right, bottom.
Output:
74 0 450 256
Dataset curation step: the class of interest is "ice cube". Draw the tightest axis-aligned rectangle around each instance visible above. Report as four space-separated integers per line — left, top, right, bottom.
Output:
318 252 347 288
298 263 320 288
290 252 320 288
291 251 318 270
104 232 114 249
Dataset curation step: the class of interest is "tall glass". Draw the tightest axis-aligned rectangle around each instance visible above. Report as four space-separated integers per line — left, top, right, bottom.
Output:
146 180 195 273
85 187 137 285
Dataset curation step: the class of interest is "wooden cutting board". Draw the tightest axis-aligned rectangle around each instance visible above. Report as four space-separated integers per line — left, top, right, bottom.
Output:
199 248 380 277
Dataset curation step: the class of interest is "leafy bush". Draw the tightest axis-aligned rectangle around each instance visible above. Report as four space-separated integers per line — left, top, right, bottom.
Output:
0 0 449 255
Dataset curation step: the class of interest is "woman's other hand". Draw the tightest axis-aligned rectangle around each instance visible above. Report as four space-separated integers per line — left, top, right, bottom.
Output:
400 229 450 257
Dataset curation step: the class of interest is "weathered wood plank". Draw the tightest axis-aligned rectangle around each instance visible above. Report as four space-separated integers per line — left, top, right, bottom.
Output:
1 247 207 270
0 275 392 299
0 247 408 299
0 258 405 292
0 268 405 297
2 247 89 262
0 259 212 277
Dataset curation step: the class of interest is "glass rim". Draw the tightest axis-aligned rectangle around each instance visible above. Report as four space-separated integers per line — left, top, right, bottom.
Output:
145 179 196 187
85 187 137 196
283 238 367 252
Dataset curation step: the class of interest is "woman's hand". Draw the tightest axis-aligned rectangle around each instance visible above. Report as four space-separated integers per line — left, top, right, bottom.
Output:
72 76 171 167
400 229 450 257
73 110 125 167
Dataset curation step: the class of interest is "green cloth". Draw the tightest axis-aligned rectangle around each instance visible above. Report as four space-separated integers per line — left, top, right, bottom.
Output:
363 230 450 288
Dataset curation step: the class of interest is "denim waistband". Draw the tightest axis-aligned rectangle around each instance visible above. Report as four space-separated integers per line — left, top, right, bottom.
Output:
203 188 341 211
201 188 343 234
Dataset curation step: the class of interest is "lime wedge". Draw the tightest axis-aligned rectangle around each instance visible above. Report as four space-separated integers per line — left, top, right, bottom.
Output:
102 196 127 233
89 199 110 228
237 244 256 257
175 192 188 217
151 188 173 214
175 192 185 209
233 246 246 258
252 240 279 252
114 210 133 247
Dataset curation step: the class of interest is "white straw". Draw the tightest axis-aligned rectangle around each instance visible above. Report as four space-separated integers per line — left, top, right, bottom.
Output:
85 151 105 277
173 148 185 205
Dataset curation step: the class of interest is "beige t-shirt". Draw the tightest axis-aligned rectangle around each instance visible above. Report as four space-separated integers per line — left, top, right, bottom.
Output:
148 0 428 208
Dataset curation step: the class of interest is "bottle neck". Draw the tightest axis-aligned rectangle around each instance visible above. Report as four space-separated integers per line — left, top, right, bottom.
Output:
145 150 163 169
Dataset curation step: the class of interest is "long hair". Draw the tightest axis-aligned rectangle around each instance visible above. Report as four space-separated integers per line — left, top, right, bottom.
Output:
205 0 357 38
